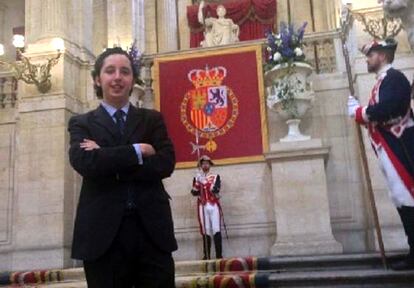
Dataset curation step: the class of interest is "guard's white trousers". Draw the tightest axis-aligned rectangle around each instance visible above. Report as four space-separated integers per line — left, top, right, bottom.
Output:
377 146 414 207
199 202 220 236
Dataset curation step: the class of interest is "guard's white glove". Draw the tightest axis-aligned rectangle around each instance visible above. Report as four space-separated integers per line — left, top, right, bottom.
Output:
347 95 360 118
195 172 206 184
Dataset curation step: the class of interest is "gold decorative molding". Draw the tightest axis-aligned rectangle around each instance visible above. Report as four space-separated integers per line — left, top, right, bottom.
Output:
350 7 403 40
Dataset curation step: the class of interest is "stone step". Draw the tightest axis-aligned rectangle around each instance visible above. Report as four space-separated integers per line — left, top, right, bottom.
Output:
8 269 414 288
264 253 405 272
175 253 405 275
1 254 413 287
268 269 414 288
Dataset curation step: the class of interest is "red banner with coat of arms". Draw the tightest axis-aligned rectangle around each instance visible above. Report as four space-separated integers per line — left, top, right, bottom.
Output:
153 45 268 168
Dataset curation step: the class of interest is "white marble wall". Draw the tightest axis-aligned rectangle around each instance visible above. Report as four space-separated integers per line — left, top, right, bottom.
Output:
166 162 276 260
0 108 15 271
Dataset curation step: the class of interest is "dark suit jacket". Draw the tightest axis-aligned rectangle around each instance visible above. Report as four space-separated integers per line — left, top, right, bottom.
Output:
68 104 177 261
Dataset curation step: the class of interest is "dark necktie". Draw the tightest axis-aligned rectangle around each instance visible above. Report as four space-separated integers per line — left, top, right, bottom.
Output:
114 109 136 211
114 109 126 136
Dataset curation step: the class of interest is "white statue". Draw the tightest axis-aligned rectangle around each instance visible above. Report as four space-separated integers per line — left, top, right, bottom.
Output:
197 0 240 47
381 0 414 50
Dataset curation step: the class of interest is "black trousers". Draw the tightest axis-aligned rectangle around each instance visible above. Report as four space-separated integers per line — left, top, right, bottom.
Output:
83 214 175 288
397 206 414 259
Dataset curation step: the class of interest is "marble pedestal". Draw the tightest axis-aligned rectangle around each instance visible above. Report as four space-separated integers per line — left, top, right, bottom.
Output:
265 139 343 256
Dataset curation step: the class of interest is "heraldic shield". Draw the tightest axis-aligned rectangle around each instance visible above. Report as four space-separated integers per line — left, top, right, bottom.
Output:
181 66 239 152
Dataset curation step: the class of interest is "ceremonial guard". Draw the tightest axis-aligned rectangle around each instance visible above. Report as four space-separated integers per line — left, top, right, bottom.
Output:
348 38 414 270
191 155 223 260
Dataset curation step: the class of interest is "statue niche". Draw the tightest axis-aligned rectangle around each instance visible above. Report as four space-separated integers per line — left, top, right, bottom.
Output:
197 0 240 47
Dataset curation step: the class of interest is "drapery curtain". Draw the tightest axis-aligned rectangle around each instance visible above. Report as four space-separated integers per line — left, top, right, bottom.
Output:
187 0 276 48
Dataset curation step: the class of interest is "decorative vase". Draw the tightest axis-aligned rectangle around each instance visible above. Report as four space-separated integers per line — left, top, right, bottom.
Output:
265 62 315 142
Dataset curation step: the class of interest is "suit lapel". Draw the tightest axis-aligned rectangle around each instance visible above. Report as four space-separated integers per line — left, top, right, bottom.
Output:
93 105 120 140
122 104 144 144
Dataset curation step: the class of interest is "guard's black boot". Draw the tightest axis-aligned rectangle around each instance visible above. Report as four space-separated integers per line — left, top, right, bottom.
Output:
214 232 223 259
202 235 211 260
393 207 414 270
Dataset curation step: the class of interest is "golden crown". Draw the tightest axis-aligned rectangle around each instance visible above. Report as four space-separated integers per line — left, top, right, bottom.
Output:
187 66 227 88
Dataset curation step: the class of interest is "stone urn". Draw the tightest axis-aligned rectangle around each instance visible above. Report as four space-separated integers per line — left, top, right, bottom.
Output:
265 62 315 142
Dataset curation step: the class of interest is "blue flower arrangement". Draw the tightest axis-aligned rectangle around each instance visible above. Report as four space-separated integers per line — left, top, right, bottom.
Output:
265 22 308 71
127 40 144 85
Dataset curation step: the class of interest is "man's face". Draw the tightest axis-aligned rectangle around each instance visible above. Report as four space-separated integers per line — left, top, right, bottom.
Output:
95 54 134 106
366 51 385 73
201 161 210 172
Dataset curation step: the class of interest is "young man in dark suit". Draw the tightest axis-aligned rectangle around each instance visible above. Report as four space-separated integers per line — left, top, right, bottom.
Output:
68 47 177 287
348 38 414 270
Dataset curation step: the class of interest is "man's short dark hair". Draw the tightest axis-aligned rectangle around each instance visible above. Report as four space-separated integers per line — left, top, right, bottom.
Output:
382 49 395 64
91 47 138 99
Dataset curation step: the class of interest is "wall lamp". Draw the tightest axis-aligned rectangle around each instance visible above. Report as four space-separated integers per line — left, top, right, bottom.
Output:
0 36 64 94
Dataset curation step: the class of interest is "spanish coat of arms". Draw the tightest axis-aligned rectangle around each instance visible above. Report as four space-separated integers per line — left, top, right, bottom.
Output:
180 66 239 153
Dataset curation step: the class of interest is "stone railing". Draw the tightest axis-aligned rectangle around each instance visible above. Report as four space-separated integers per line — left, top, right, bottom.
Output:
0 72 17 109
303 30 344 75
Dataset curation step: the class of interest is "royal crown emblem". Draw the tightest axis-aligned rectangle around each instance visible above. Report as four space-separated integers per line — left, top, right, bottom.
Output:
181 65 239 153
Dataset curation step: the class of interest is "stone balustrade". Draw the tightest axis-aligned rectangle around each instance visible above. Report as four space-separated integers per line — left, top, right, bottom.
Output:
303 30 344 74
0 72 17 109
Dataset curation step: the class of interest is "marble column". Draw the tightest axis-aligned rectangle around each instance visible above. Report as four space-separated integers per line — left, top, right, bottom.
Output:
144 0 158 53
11 0 94 270
312 0 329 32
25 0 67 44
133 0 146 52
93 0 108 55
265 139 343 256
106 0 146 51
326 0 341 30
1 1 25 62
289 0 312 30
0 3 6 44
157 0 178 52
107 0 132 48
177 0 192 50
277 0 290 27
286 0 335 32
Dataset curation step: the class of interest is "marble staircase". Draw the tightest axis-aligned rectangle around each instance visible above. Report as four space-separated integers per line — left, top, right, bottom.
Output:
1 253 414 287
